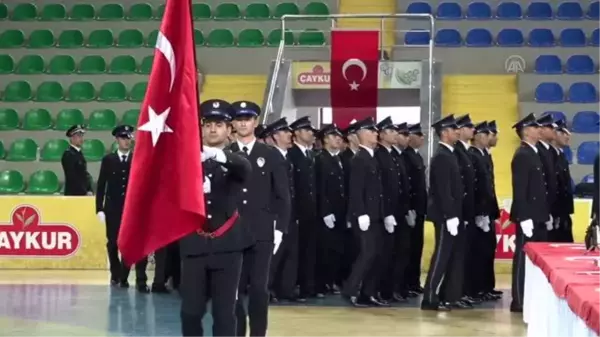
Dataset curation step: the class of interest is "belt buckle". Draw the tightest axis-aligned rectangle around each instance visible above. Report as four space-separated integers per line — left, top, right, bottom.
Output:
196 230 216 239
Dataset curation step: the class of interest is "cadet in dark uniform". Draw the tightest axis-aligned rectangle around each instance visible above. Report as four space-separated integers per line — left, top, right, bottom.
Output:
484 121 502 298
421 115 462 312
552 120 575 242
403 123 427 296
179 99 252 337
510 113 550 313
288 116 318 300
229 101 291 337
62 124 93 196
96 125 149 291
342 117 387 307
536 114 559 240
314 124 346 295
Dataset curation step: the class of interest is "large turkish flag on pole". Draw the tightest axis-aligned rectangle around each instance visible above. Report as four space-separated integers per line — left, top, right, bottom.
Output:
118 0 205 265
330 30 379 128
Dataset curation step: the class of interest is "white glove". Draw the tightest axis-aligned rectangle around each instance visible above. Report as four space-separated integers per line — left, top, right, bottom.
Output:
273 230 283 254
554 216 560 229
446 217 459 236
346 221 351 228
97 211 106 224
358 215 370 232
520 219 534 238
384 222 395 233
481 222 490 232
203 177 211 194
202 146 226 163
323 214 335 229
384 215 397 227
405 210 416 227
464 221 469 227
475 215 486 228
546 220 553 231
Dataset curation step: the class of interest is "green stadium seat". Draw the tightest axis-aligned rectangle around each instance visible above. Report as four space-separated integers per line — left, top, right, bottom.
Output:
139 55 153 74
274 2 300 18
127 3 153 20
0 4 7 20
88 109 117 130
110 55 137 74
245 3 270 20
79 55 107 74
0 170 25 194
0 108 19 130
41 139 69 162
129 82 147 102
35 81 64 102
27 170 61 195
0 141 4 158
87 30 114 48
98 81 126 102
117 29 144 48
0 30 25 48
27 29 55 48
146 30 158 47
22 108 52 130
298 29 326 45
304 2 330 15
55 109 85 130
66 81 96 102
207 29 235 47
155 4 165 20
82 139 105 161
15 55 45 74
194 29 205 45
48 55 76 74
267 29 295 46
6 138 38 161
238 29 265 47
57 30 84 48
192 3 211 20
98 4 124 20
69 4 95 21
215 3 241 20
40 4 67 21
121 109 140 126
3 81 32 102
0 55 14 73
11 3 37 21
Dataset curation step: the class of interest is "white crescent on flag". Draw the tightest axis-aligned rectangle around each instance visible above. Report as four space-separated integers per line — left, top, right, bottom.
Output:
341 58 368 91
155 31 176 93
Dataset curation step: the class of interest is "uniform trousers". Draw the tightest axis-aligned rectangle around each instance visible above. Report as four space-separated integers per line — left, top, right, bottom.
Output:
422 221 457 305
153 241 181 288
380 220 411 298
269 224 299 298
481 223 497 293
297 219 317 297
511 224 548 309
343 224 384 298
180 252 243 337
106 208 148 284
555 216 574 243
463 220 482 296
235 241 273 337
338 227 358 286
405 214 425 289
316 225 344 293
441 220 469 302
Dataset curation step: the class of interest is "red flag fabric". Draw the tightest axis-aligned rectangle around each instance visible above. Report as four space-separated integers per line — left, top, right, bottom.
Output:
118 0 205 265
330 30 380 129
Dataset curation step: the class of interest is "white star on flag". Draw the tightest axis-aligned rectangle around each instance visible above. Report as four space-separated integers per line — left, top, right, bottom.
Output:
138 106 173 146
349 81 360 91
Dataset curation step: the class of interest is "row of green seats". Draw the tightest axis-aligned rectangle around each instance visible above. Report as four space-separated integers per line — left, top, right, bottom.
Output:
0 54 156 75
0 28 326 48
1 138 131 162
1 81 148 102
0 170 61 195
0 2 329 21
0 108 139 131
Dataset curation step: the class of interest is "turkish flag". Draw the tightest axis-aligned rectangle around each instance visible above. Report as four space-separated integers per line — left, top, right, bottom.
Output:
330 30 379 129
118 0 205 265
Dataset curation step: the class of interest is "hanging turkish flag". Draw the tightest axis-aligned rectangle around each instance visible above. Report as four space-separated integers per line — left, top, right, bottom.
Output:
330 30 379 129
118 0 205 265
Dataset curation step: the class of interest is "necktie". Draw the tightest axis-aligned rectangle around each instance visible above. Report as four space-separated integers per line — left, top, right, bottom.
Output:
335 155 342 169
242 146 249 155
121 155 127 163
306 149 312 160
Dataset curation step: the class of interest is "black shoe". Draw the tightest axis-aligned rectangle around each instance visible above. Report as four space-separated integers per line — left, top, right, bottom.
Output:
412 286 424 294
367 296 390 307
119 281 130 288
110 279 119 286
392 292 408 303
345 295 368 308
421 300 451 311
269 291 279 303
490 289 504 296
137 284 150 293
510 303 523 313
331 284 341 295
281 295 306 303
316 292 325 298
407 290 420 298
151 284 170 294
462 295 482 305
483 292 501 301
447 301 472 309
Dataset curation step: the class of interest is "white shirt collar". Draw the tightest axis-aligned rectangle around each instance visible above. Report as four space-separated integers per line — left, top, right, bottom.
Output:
359 144 374 157
379 143 393 153
524 141 538 153
551 145 561 155
459 139 470 150
538 140 550 149
439 141 454 152
474 147 485 155
275 146 287 158
237 137 257 154
117 150 130 158
327 149 340 156
70 144 81 152
392 145 402 154
350 147 358 154
485 147 491 154
295 142 309 156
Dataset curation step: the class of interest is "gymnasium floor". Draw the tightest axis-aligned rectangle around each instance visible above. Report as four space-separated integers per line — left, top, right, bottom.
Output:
0 271 526 336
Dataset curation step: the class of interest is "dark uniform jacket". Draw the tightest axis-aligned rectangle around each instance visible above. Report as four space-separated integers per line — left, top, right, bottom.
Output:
510 142 549 225
315 150 346 227
402 147 427 216
61 146 93 196
537 142 558 213
95 151 132 215
275 147 296 225
391 147 411 218
180 151 253 256
348 147 384 225
593 154 599 219
340 148 356 200
427 144 463 224
485 149 500 220
288 144 317 223
551 146 574 218
229 141 291 240
469 147 495 218
455 141 476 221
375 145 402 219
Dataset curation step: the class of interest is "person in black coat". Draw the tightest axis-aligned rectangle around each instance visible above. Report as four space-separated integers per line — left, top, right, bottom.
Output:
402 123 427 296
179 99 253 337
62 124 93 196
314 124 346 295
594 153 599 221
551 120 575 242
509 113 550 313
421 114 462 312
96 125 149 292
229 101 291 337
536 114 559 241
484 120 502 298
342 117 388 308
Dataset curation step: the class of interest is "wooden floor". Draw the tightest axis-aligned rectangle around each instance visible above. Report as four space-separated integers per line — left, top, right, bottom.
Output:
0 271 526 336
